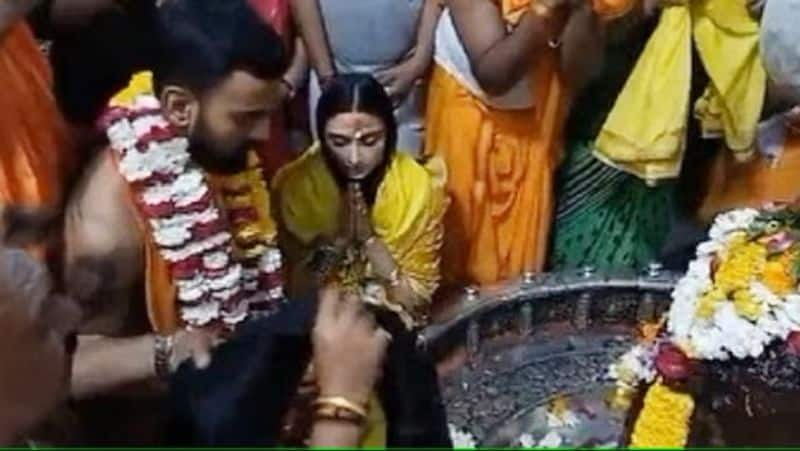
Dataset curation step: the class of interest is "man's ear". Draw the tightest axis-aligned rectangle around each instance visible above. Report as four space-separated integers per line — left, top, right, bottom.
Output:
160 85 198 129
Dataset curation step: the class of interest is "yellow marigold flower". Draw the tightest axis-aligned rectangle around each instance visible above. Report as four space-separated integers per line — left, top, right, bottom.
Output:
715 241 766 294
763 260 794 296
696 288 725 320
733 289 762 321
630 379 694 448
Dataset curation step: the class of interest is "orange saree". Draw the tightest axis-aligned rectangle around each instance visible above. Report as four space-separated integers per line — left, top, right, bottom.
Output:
698 132 800 224
0 22 71 207
425 0 568 286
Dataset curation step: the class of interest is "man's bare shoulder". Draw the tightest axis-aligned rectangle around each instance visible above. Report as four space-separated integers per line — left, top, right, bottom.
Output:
64 148 143 278
68 148 138 228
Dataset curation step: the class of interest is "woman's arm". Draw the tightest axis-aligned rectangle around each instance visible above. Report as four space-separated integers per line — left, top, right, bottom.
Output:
290 0 335 80
447 0 566 95
413 0 443 72
375 0 444 102
559 0 606 94
283 36 310 96
363 238 425 312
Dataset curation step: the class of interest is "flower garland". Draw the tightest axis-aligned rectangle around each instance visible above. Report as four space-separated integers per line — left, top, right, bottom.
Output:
101 72 284 328
610 204 800 447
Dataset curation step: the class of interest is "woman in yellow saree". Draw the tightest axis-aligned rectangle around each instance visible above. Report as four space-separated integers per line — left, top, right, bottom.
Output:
425 0 631 286
273 74 448 447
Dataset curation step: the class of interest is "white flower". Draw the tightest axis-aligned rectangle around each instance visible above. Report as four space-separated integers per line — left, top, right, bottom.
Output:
546 410 579 429
609 344 656 386
132 94 161 110
181 301 221 326
519 433 535 448
449 424 477 449
208 264 243 291
131 113 169 136
106 120 137 151
141 170 206 207
782 295 800 325
696 239 722 257
537 430 564 448
162 232 231 262
751 281 784 306
708 208 759 242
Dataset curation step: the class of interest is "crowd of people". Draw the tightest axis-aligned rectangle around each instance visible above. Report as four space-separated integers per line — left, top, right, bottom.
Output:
0 0 798 446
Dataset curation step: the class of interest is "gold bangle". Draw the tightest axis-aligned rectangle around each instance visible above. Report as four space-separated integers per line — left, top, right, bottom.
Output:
313 396 369 418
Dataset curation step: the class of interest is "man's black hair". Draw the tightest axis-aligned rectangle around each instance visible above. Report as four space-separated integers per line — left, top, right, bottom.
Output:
154 0 289 94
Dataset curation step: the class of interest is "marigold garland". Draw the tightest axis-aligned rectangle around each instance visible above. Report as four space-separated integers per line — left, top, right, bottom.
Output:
630 379 694 448
611 206 800 448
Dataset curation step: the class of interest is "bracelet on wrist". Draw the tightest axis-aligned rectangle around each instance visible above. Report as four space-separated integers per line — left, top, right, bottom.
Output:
153 334 174 379
312 396 368 426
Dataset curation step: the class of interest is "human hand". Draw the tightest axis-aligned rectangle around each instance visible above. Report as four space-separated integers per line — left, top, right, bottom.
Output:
312 286 390 405
348 184 374 245
375 56 424 105
169 327 223 371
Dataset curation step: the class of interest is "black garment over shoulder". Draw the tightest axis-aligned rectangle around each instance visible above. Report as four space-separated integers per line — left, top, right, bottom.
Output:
28 0 160 125
166 298 452 448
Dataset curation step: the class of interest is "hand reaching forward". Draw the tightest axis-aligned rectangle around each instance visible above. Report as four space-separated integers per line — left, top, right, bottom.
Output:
312 286 390 406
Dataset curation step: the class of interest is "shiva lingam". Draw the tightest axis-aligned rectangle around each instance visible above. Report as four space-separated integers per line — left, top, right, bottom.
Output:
422 262 678 447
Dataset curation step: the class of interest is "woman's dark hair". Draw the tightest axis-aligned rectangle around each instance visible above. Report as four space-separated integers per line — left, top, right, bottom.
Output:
154 0 289 94
315 73 397 205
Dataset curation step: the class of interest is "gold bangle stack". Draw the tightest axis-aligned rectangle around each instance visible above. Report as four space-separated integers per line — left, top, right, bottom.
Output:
312 396 368 426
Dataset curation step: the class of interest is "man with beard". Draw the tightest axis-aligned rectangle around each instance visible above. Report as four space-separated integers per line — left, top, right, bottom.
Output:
61 0 290 443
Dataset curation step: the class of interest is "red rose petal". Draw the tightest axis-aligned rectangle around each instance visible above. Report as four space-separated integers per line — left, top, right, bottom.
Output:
786 331 800 356
191 219 226 240
655 342 694 381
170 255 204 279
258 271 284 289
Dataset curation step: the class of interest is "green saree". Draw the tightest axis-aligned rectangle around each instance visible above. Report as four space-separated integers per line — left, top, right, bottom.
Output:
550 17 674 271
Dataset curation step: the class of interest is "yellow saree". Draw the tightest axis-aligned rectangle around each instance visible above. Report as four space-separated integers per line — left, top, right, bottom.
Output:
273 144 448 323
273 145 447 448
594 0 765 182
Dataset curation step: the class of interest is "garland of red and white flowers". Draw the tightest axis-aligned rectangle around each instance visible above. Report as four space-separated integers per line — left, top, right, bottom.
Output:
101 94 284 328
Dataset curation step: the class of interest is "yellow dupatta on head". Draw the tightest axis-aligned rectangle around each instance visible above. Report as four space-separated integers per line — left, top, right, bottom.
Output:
273 144 448 321
594 0 765 182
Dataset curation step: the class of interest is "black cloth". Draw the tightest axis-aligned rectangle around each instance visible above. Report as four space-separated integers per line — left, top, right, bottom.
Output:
28 1 160 125
167 299 452 447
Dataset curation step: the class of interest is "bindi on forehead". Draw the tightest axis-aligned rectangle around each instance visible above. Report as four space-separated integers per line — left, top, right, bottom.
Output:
326 112 384 134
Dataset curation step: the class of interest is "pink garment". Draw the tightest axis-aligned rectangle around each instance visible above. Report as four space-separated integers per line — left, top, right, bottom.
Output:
248 0 293 181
